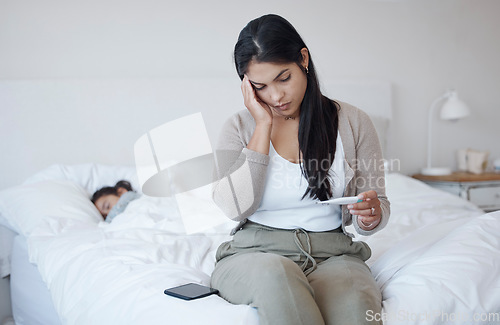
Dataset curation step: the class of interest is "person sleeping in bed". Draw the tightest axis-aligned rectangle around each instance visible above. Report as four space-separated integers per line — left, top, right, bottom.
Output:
91 180 140 222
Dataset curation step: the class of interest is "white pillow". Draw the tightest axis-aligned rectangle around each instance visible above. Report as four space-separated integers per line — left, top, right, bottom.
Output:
0 180 102 236
23 163 141 196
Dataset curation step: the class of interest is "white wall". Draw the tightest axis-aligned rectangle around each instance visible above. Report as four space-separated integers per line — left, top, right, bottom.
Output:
1 0 499 189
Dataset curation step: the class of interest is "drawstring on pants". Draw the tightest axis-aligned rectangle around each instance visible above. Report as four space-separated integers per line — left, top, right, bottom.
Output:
293 229 317 276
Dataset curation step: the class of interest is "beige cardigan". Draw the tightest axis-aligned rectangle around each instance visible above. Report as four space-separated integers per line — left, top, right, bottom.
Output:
212 101 390 237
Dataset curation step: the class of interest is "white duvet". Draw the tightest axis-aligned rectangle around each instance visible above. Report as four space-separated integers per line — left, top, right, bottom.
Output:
27 173 500 325
28 195 259 325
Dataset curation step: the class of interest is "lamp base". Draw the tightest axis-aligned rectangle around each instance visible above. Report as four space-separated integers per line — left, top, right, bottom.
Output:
420 167 452 176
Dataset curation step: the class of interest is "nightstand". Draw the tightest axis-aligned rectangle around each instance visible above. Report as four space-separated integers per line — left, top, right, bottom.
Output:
412 172 500 212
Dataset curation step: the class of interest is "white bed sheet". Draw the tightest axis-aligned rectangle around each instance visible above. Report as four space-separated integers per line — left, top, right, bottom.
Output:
9 172 500 325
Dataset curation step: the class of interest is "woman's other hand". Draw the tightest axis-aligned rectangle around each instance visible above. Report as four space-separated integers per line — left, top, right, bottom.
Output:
241 75 273 126
348 190 381 230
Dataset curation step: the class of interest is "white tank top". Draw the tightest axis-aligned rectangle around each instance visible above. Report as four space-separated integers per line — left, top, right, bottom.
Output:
248 133 345 231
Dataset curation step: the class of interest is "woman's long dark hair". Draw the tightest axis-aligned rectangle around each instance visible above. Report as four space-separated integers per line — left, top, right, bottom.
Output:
234 14 339 201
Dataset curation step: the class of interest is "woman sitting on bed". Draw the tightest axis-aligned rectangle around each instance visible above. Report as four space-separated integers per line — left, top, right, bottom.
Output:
211 14 390 325
91 180 140 222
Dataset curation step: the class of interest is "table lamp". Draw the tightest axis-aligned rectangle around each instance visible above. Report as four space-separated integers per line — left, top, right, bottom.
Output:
421 89 470 176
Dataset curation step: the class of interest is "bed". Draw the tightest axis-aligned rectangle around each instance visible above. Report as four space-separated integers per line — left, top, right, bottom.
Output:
1 163 499 325
1 79 499 325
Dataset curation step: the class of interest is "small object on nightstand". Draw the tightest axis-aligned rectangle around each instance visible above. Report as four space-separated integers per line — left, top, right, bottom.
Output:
466 149 489 174
457 149 468 172
456 148 489 174
494 159 500 173
412 172 500 212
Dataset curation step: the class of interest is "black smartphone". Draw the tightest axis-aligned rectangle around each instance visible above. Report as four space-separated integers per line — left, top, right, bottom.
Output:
164 283 219 301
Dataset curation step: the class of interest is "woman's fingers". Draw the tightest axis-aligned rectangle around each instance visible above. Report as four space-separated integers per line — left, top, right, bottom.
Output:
348 190 381 221
350 204 380 216
348 190 382 229
241 75 272 124
357 190 377 201
358 215 381 229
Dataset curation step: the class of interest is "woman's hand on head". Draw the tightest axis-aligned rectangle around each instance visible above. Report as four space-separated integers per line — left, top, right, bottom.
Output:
348 190 382 231
241 75 273 126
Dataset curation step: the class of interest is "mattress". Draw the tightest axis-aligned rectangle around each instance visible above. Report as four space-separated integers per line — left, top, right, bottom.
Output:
10 235 60 325
0 225 16 277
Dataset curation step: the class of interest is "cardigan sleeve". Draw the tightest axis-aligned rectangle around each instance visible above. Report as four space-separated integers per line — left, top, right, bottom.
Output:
211 112 270 221
346 107 390 236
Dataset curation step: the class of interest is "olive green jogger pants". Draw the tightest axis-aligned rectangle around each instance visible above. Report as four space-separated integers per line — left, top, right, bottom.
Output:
210 221 382 325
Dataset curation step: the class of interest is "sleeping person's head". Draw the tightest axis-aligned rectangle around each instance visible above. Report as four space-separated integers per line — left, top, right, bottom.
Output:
91 180 133 219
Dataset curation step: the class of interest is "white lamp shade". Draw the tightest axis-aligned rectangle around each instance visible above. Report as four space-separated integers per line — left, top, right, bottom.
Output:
440 92 470 121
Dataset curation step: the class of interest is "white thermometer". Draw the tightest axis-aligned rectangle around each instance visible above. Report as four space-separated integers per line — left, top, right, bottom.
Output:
316 196 362 205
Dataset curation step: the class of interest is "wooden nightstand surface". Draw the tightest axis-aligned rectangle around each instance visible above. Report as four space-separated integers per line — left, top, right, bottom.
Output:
412 172 500 183
412 172 500 212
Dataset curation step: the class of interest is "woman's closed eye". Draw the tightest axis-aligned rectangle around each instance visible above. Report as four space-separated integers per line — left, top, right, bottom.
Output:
253 75 290 91
280 74 291 83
